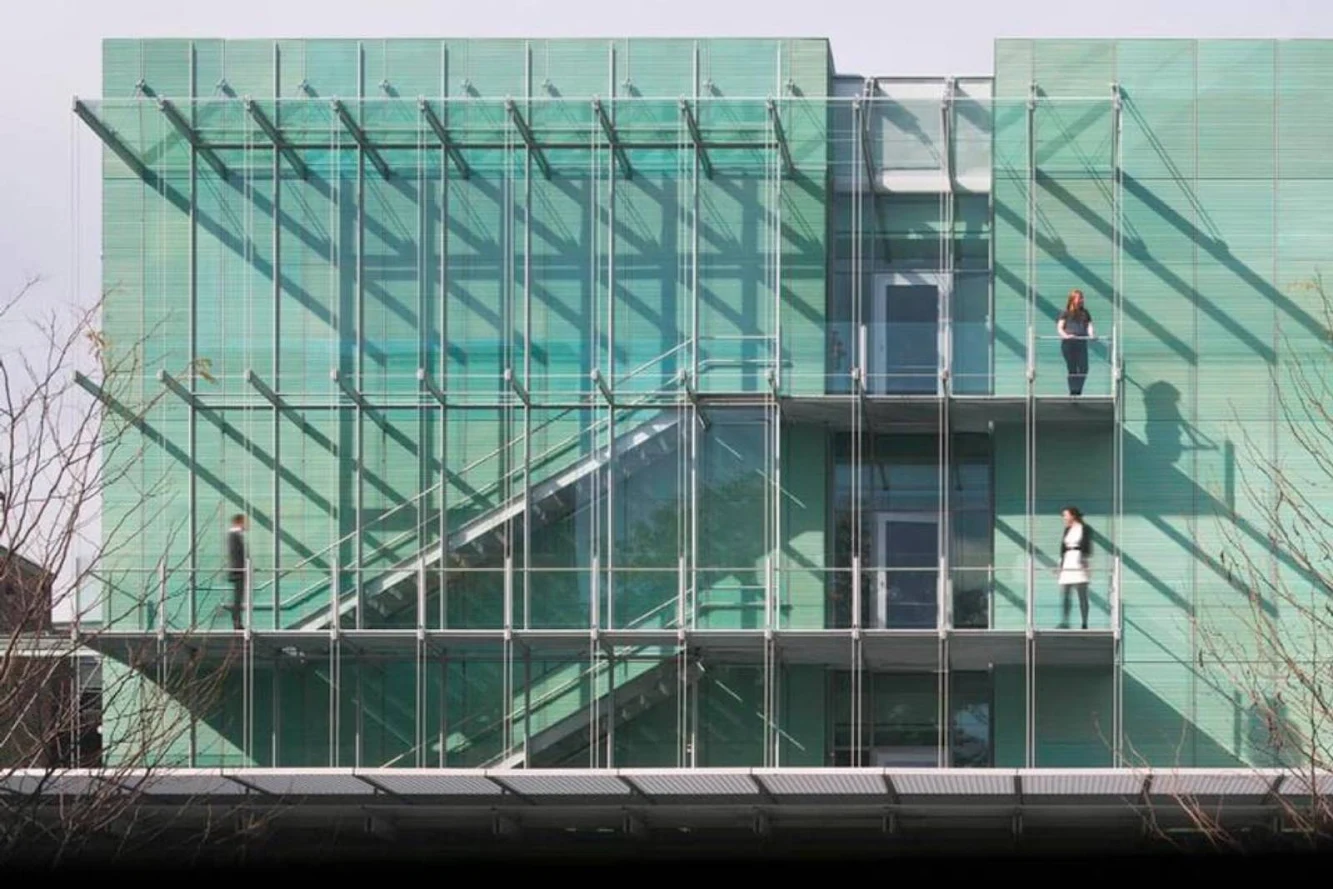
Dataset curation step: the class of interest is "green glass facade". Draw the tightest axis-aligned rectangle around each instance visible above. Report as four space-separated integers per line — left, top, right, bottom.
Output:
76 37 1325 772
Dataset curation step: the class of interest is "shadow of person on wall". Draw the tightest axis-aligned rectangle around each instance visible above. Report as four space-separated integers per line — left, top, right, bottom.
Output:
1142 381 1186 468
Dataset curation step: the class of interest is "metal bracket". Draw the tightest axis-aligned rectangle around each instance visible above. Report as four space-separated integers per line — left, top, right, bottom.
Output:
332 98 390 180
157 369 202 408
417 368 447 406
243 97 308 179
679 370 710 431
854 96 877 191
766 98 794 177
941 78 955 188
679 98 713 179
157 98 229 181
73 99 153 183
593 98 632 179
505 98 551 179
244 369 285 409
419 98 471 180
590 368 614 406
503 368 530 406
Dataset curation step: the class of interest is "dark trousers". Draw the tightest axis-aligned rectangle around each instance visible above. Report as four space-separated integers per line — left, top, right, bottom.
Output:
230 572 245 629
1062 339 1089 395
1061 583 1089 629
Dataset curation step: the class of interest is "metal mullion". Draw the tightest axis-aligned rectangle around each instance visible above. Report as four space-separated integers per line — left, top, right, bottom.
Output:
589 110 602 634
417 118 428 634
939 635 949 768
606 89 617 631
271 43 283 632
523 646 532 767
688 50 701 633
355 645 363 768
439 649 448 767
242 634 254 763
523 50 533 634
1026 633 1035 768
354 47 366 631
502 119 516 636
1024 83 1037 636
415 635 426 767
1112 78 1126 763
439 52 451 632
187 43 199 630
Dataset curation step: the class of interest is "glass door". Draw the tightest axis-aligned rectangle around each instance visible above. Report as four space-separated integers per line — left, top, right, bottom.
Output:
869 272 948 395
870 511 940 629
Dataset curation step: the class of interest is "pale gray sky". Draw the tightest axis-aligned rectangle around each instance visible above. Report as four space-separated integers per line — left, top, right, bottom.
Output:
1 0 1328 305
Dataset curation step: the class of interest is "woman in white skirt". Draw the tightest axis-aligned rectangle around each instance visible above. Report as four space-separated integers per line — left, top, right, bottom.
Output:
1058 506 1092 629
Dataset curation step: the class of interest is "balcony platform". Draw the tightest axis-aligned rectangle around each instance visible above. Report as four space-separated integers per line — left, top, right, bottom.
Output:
950 395 1115 431
84 627 1117 668
780 394 1115 432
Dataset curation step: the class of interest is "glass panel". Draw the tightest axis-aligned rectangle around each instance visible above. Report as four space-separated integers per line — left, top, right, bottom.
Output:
697 410 770 629
697 659 766 766
830 671 940 767
426 640 506 768
609 647 687 767
340 648 418 768
271 643 333 767
1034 663 1115 767
1035 425 1114 630
868 284 940 394
950 671 994 767
951 273 991 395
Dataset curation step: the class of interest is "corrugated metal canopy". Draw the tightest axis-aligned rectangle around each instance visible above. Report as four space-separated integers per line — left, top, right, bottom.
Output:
11 766 1316 807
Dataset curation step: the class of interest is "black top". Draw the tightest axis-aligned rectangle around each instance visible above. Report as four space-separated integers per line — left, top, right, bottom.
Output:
1058 522 1093 558
228 528 247 573
1058 307 1092 338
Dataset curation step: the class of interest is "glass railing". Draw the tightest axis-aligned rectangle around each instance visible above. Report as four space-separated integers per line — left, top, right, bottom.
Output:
948 566 995 630
145 326 1121 406
1032 331 1117 399
1032 558 1116 631
82 557 1119 635
815 322 1119 399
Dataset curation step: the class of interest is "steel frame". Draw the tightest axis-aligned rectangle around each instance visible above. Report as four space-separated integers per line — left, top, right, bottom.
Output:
74 58 1130 774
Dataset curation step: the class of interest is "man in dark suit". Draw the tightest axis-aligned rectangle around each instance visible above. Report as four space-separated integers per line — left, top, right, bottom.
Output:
228 514 247 630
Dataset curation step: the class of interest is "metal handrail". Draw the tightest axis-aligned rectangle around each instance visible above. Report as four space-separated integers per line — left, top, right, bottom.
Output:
261 351 691 614
272 399 677 618
260 344 690 585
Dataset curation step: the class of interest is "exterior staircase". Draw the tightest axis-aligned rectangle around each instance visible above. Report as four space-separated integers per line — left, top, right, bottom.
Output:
271 409 681 631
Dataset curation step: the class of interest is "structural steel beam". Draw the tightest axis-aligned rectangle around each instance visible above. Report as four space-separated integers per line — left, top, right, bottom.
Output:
590 368 614 406
157 98 229 181
766 98 794 177
504 99 551 179
245 369 285 408
243 98 308 179
331 369 372 411
503 368 530 406
418 99 471 180
126 137 772 152
940 78 954 188
854 97 877 192
332 99 391 180
593 98 632 179
72 99 153 182
679 99 713 179
416 368 447 406
157 369 203 408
